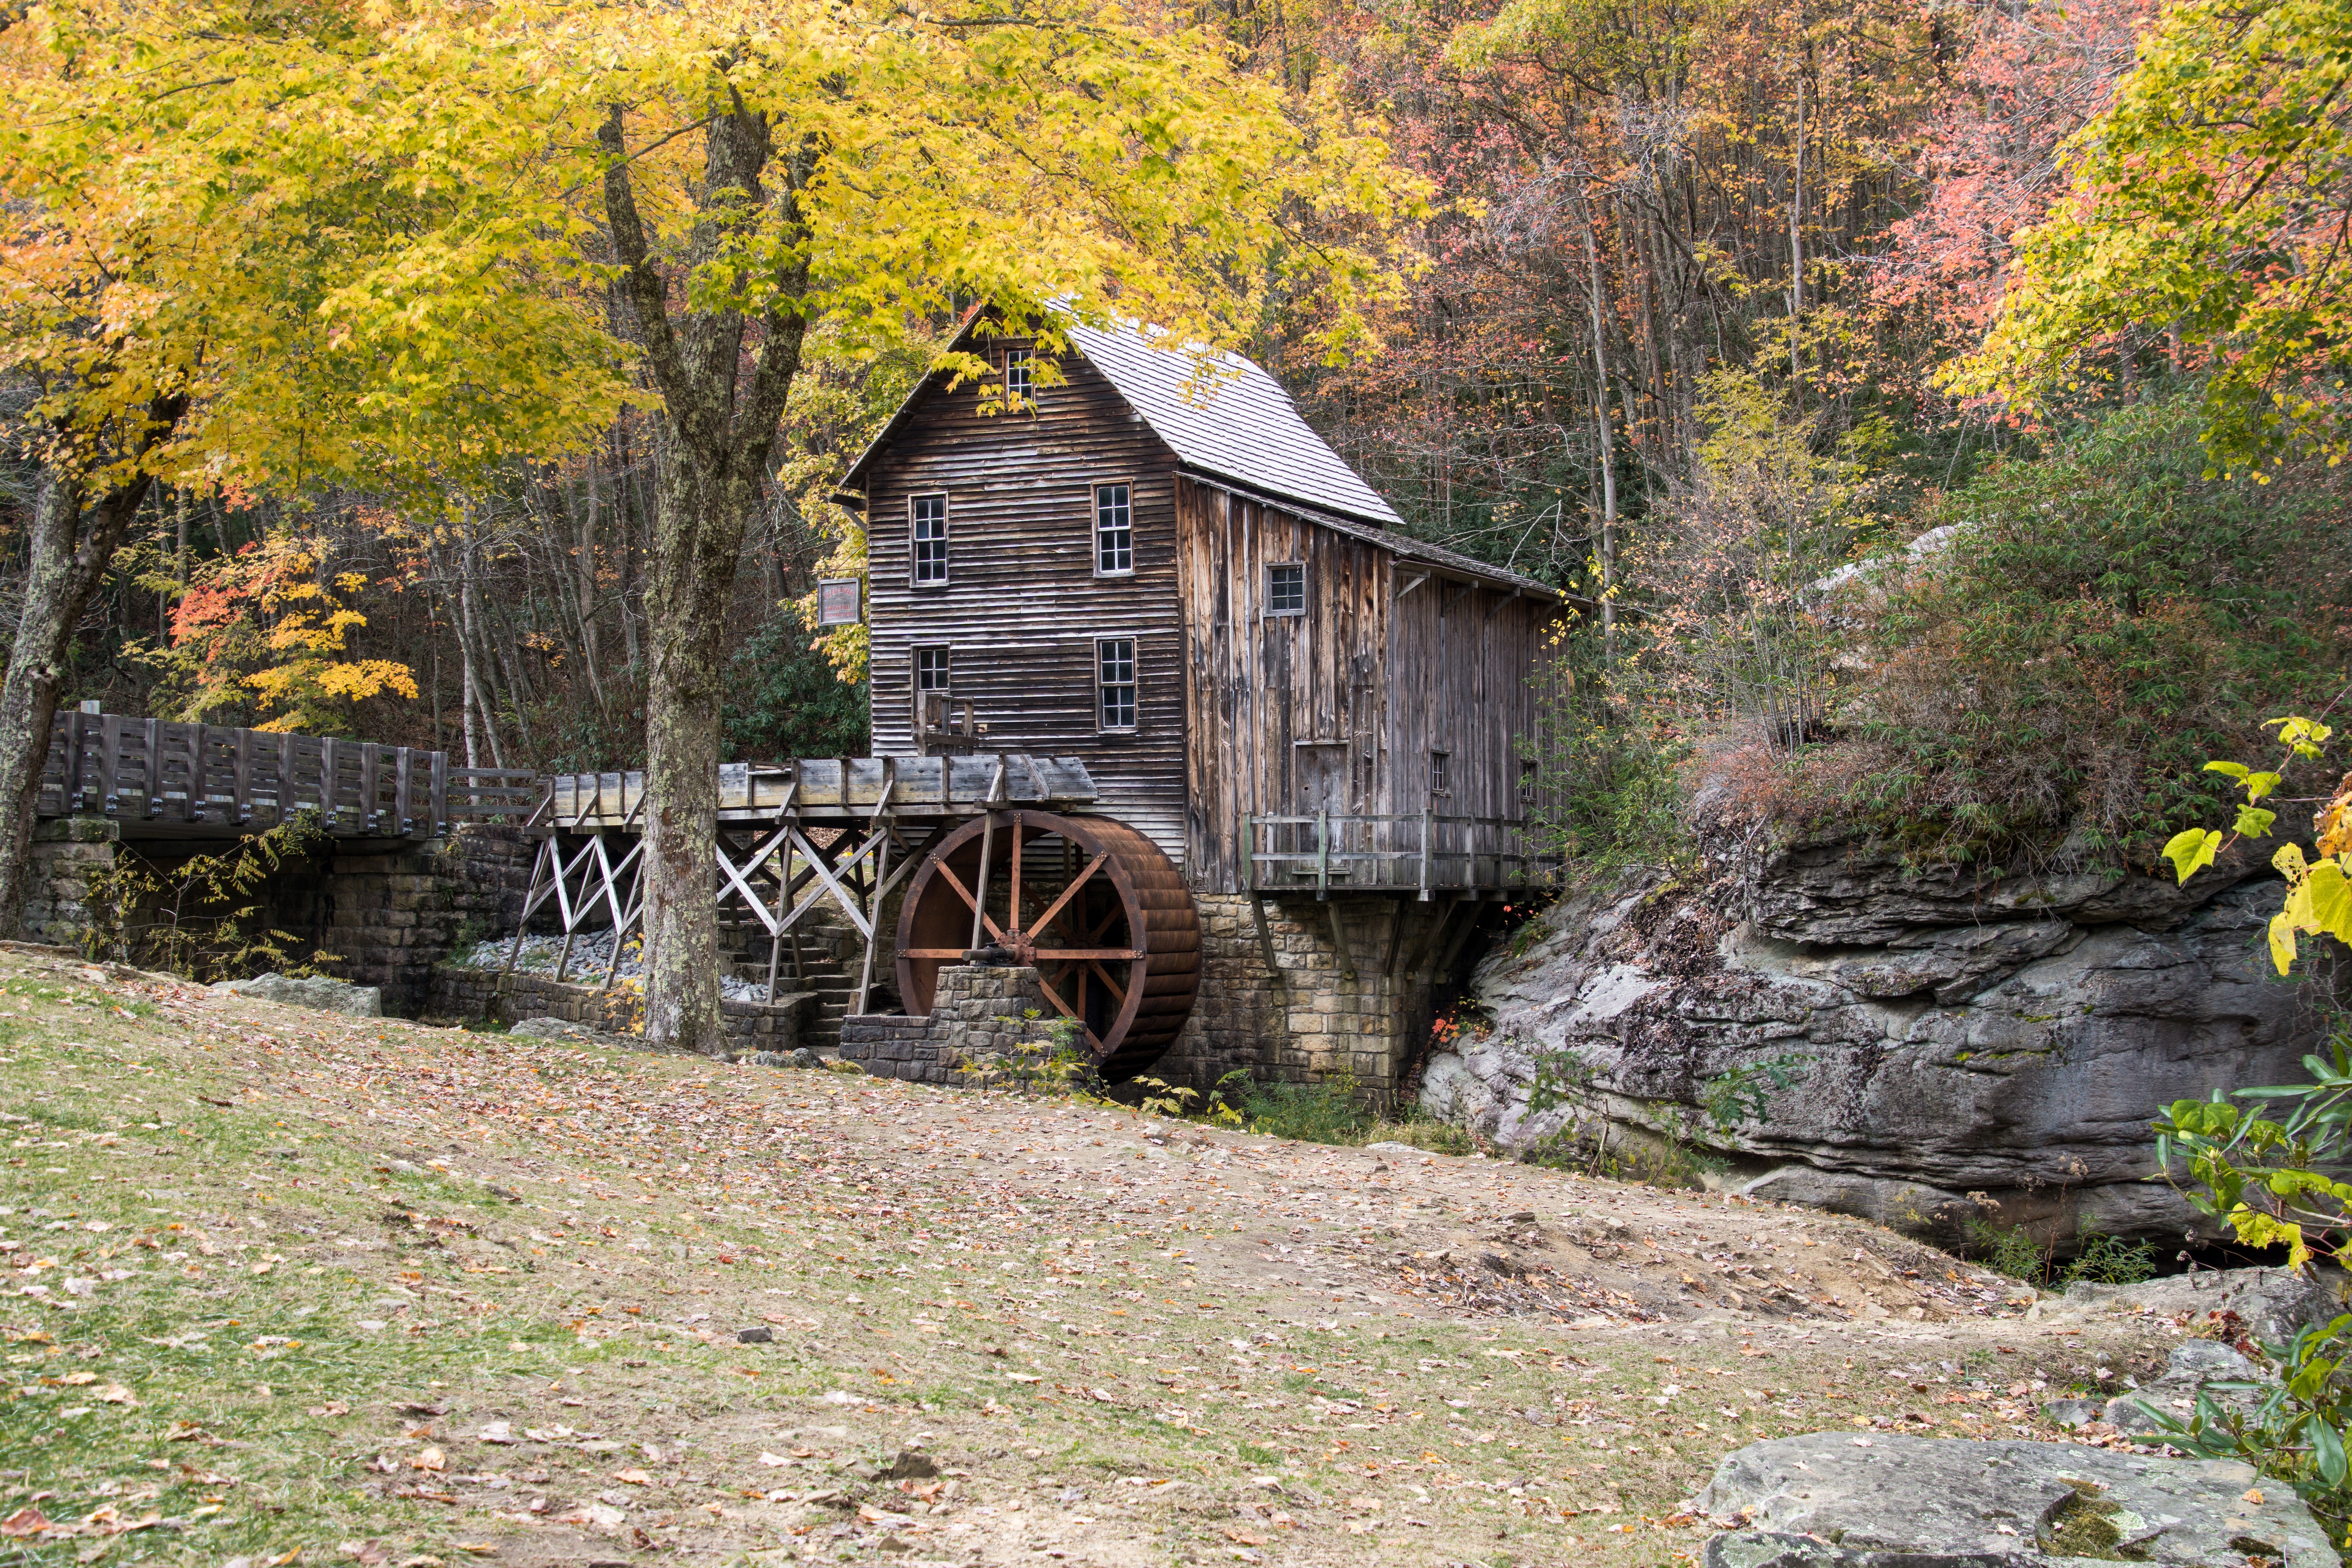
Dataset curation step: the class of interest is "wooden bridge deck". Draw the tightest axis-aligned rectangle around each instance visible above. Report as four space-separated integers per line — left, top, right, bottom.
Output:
37 709 532 839
544 754 1096 829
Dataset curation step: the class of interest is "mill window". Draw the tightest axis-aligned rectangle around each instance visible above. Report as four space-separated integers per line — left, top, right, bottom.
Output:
1004 347 1034 410
1519 758 1540 799
915 646 951 693
1430 750 1451 797
1096 484 1134 576
1097 638 1138 731
910 494 949 586
1267 562 1306 616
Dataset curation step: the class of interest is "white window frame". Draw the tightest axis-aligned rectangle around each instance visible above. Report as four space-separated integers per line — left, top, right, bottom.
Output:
1266 561 1307 617
1004 346 1034 410
1096 637 1138 733
1094 482 1135 577
909 493 949 588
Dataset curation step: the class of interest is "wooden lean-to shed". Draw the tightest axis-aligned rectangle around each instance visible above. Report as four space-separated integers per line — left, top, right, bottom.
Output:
833 311 1570 905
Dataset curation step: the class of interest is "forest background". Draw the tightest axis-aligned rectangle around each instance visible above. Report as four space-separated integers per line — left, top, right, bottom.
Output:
4 0 2347 896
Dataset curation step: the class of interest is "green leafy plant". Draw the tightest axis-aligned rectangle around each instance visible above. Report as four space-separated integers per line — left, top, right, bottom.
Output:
1700 1053 1811 1131
1243 1074 1368 1143
1131 1077 1199 1118
82 813 334 982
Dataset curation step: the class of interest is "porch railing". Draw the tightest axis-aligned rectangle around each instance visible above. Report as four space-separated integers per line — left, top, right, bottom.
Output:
1245 811 1561 898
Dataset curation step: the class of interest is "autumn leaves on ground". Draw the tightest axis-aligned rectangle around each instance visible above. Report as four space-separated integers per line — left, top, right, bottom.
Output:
4 949 2176 1567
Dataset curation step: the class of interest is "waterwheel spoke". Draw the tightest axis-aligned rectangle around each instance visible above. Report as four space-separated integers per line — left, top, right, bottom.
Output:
1020 852 1106 947
1085 959 1129 1009
926 858 1004 944
1030 966 1101 1053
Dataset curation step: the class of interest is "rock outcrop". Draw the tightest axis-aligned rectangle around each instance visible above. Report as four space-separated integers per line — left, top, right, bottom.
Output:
1419 814 2345 1247
1695 1432 2334 1566
211 972 383 1017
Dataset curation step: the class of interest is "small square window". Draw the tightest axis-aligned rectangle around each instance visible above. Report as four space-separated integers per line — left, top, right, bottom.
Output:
1097 638 1138 731
911 494 948 586
1519 758 1540 797
1267 562 1306 616
1096 484 1134 575
915 646 951 693
816 577 862 626
1430 750 1451 796
1005 348 1034 409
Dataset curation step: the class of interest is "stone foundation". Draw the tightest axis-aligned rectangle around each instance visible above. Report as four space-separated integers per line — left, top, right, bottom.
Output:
28 816 540 1015
427 963 815 1053
838 964 1055 1085
24 818 120 946
1154 892 1496 1112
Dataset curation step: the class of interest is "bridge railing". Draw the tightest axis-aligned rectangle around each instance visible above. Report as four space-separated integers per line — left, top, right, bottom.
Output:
37 710 544 836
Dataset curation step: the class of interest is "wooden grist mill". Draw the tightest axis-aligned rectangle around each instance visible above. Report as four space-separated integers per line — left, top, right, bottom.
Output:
508 306 1566 1096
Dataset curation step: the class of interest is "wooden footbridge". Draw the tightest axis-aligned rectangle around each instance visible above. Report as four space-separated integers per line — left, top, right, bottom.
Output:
37 707 534 837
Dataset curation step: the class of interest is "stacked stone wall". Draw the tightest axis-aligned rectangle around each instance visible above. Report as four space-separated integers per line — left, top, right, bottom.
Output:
427 963 814 1052
838 964 1054 1085
1155 892 1487 1112
24 818 121 947
22 817 540 1015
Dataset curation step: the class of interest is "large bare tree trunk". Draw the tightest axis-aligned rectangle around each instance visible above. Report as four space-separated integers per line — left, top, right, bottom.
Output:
0 395 186 939
601 102 811 1055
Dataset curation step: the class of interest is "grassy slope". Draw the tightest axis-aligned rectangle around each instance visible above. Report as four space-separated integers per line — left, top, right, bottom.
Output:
0 950 2163 1567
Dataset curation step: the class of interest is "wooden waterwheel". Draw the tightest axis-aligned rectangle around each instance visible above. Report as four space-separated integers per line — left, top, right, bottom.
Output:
895 810 1201 1080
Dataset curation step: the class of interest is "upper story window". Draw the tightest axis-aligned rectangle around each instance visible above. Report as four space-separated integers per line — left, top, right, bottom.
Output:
1430 750 1451 797
1097 638 1138 732
1095 484 1134 576
910 494 949 586
1267 562 1306 616
1004 348 1034 410
915 645 951 693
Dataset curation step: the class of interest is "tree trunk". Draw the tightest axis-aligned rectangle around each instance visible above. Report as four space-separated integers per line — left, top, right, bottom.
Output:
1578 194 1620 665
602 102 812 1056
0 398 185 939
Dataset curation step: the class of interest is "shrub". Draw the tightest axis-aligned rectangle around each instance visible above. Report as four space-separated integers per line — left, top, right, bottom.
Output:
1795 395 2351 868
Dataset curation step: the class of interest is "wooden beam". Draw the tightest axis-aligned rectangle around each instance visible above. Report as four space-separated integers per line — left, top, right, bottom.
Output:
1394 571 1430 601
1249 895 1285 992
1325 901 1356 981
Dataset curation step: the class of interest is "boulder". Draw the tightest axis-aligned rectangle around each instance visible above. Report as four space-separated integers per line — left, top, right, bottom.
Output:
1422 832 2344 1243
1695 1431 2333 1566
212 972 382 1018
2036 1266 2349 1345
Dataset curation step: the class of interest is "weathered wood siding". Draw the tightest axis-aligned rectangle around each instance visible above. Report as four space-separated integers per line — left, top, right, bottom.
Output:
862 348 1191 864
1176 477 1558 893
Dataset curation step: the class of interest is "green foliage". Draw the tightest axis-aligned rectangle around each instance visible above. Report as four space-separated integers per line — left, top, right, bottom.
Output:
2063 1229 2158 1288
2130 1313 2352 1548
1957 0 2352 473
1962 1218 2153 1288
1527 646 1693 868
720 613 869 762
2154 1028 2352 1270
81 814 334 982
1700 1053 1811 1132
1816 397 2352 867
1243 1075 1369 1144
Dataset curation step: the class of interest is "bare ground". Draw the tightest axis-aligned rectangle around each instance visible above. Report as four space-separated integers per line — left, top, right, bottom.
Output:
1 948 2192 1567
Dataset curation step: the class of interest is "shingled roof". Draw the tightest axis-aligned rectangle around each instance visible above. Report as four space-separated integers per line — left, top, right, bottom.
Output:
837 312 1563 599
1060 321 1402 528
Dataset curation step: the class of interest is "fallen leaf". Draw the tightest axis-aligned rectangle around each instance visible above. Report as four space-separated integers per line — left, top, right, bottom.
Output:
2244 1488 2265 1505
757 1452 791 1467
613 1468 652 1486
411 1448 445 1473
94 1384 136 1405
0 1507 49 1539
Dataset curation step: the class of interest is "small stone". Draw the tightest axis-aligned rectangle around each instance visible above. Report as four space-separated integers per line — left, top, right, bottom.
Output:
887 1452 938 1481
789 1048 819 1069
737 1326 774 1344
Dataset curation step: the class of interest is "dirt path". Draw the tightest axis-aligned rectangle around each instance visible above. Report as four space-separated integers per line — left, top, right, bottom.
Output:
2 949 2186 1566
